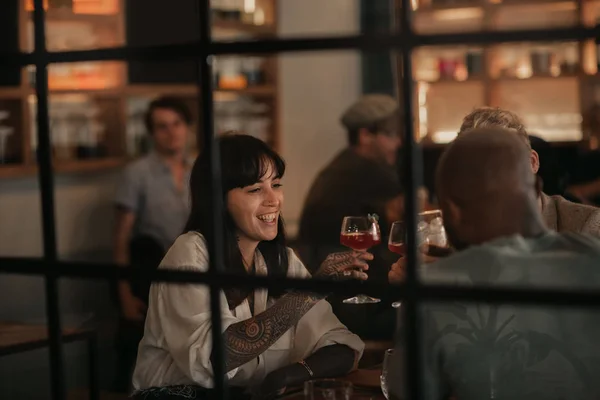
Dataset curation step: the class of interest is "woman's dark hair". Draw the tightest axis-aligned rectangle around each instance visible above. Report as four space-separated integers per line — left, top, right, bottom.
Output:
185 134 289 309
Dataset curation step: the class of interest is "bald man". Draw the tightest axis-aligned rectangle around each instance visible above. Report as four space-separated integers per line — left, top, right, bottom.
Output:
389 128 600 400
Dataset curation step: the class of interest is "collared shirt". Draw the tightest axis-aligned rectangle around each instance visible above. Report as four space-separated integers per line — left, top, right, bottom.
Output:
391 232 600 400
132 232 365 390
114 152 192 252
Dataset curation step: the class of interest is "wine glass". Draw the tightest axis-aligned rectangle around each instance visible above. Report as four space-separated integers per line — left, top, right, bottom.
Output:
388 210 449 308
380 348 394 400
339 216 381 304
304 379 353 400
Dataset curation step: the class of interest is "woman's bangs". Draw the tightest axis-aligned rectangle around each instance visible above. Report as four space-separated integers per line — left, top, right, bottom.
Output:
226 148 285 190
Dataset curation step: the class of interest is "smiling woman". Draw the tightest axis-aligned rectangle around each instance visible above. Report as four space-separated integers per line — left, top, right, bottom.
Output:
130 133 371 400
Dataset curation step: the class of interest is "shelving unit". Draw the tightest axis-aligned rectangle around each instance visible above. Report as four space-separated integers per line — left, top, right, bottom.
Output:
0 0 279 179
400 0 598 147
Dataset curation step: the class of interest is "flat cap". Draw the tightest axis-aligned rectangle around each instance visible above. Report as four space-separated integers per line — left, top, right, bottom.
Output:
340 94 399 131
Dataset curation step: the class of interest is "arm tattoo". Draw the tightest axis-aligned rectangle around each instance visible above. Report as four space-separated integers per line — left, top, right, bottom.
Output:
222 291 324 372
315 252 360 280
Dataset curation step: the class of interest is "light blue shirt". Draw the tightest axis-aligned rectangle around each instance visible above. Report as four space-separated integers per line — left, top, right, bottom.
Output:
391 232 600 400
114 152 192 251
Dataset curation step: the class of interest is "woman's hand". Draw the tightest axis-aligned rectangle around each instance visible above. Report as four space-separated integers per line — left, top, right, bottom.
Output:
253 367 291 400
313 251 373 281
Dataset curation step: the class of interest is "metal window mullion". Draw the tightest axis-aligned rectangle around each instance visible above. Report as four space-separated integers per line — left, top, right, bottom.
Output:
32 1 65 400
196 1 227 399
1 26 600 66
399 1 424 400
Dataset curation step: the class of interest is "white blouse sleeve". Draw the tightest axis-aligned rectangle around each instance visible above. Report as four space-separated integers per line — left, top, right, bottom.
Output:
286 249 365 362
148 232 259 387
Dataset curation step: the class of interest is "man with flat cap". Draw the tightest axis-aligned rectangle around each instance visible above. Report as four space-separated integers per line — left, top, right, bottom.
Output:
298 94 403 339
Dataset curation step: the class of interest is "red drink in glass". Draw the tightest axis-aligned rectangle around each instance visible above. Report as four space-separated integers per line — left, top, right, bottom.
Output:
340 232 373 251
388 242 405 255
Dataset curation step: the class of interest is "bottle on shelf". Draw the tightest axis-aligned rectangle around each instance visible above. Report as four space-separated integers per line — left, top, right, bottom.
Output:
465 49 483 77
0 111 15 165
218 57 247 89
530 46 552 76
77 107 105 159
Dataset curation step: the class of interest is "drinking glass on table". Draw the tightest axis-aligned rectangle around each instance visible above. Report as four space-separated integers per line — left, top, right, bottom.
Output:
304 379 353 400
388 210 449 308
340 216 381 304
380 349 395 400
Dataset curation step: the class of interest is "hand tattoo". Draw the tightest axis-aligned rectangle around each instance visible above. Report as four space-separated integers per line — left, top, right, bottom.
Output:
314 251 364 280
222 292 324 372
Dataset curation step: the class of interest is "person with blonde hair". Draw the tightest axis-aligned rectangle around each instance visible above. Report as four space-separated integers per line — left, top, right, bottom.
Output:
457 106 600 237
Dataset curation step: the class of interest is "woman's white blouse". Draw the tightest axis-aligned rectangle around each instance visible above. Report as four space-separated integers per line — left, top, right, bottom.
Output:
132 232 364 390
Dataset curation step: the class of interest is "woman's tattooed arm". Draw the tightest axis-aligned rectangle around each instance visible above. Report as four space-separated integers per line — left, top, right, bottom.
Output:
222 291 323 372
221 250 371 372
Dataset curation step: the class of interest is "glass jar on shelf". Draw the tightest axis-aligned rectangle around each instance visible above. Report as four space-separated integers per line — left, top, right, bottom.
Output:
242 57 265 86
530 46 553 76
414 50 439 82
218 57 247 89
0 110 14 165
51 108 76 161
219 0 243 21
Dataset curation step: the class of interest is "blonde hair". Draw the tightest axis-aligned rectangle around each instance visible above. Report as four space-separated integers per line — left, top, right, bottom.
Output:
458 107 531 149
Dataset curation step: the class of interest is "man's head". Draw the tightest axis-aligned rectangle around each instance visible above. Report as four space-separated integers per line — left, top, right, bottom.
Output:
458 106 540 175
145 97 192 156
341 94 401 166
436 127 546 250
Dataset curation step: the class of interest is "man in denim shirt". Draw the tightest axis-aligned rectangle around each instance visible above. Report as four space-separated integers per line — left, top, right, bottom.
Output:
113 97 193 391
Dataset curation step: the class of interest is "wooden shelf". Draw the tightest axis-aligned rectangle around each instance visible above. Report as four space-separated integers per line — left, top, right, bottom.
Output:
0 164 35 179
212 20 276 36
27 9 120 24
492 73 581 81
24 87 123 97
491 0 574 6
125 84 276 98
415 1 482 12
0 157 125 179
418 77 485 84
0 88 27 99
218 85 276 96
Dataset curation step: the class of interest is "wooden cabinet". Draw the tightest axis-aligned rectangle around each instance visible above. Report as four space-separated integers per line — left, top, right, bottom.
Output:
396 0 600 149
0 0 279 178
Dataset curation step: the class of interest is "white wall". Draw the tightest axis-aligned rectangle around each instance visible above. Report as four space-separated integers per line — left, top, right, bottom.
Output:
0 172 117 258
279 0 362 237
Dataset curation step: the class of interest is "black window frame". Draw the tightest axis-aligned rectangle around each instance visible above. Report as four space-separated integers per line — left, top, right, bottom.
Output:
1 0 600 399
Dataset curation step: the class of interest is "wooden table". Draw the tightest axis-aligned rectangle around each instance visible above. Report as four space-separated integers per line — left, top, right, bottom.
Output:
0 321 99 400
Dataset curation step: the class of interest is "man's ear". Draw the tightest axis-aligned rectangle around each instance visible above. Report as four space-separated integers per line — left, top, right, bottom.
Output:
446 199 462 228
530 150 540 174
